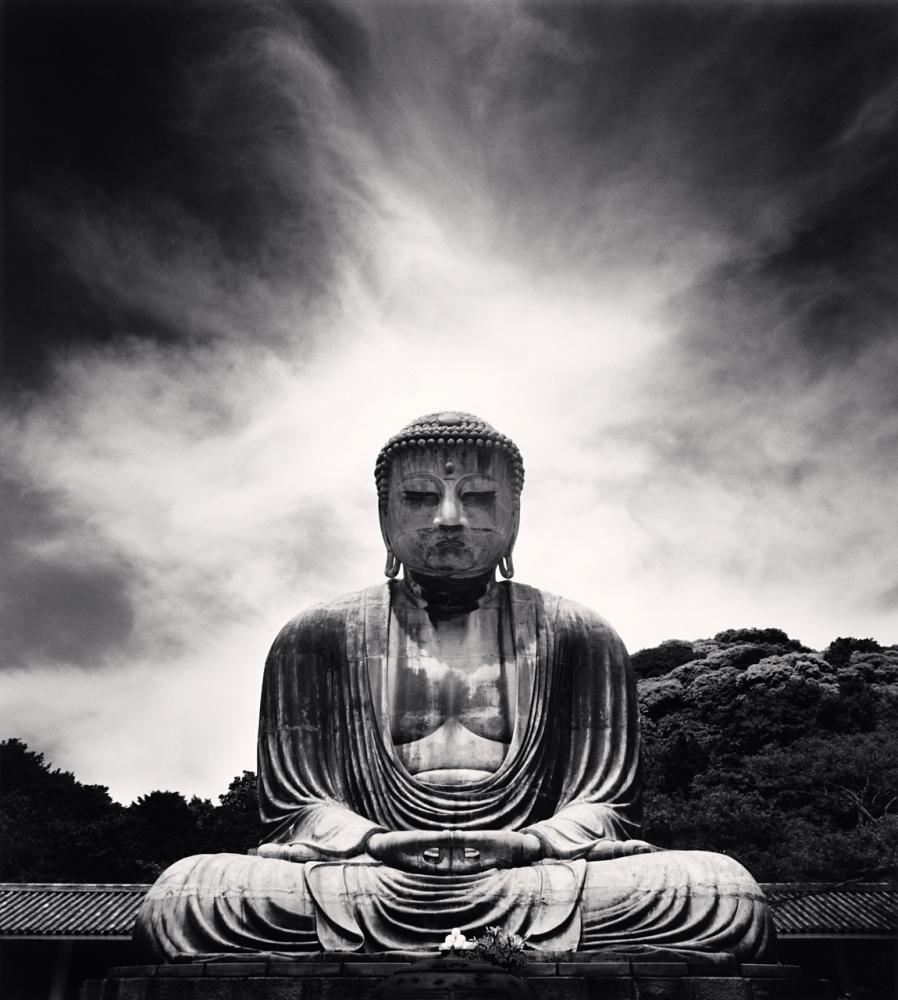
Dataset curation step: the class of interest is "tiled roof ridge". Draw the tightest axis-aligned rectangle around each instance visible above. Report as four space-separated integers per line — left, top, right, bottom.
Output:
1 881 894 895
0 883 153 890
761 882 896 890
761 882 898 906
1 882 894 899
0 881 895 939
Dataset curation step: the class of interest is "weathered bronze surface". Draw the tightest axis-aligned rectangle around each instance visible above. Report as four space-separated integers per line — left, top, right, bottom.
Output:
135 412 774 960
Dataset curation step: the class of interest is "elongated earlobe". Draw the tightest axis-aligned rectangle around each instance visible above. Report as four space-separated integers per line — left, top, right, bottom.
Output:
499 553 514 579
384 549 401 578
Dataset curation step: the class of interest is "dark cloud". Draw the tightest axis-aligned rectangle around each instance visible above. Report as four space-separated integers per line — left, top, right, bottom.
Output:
1 0 369 383
7 0 896 383
668 42 898 383
0 475 136 669
2 0 197 376
525 2 898 502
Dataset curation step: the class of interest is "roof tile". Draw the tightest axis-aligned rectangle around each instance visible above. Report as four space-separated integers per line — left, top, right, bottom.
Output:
761 883 897 936
0 883 151 937
0 882 895 939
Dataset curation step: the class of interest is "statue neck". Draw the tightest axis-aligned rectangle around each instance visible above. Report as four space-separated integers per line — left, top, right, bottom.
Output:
402 570 496 617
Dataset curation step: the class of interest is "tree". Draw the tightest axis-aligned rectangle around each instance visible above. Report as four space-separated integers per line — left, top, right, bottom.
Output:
631 640 699 680
0 738 260 881
824 636 881 669
203 770 260 855
0 738 127 881
123 790 204 879
637 630 898 881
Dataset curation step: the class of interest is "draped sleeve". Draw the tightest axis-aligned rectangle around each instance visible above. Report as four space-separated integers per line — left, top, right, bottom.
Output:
521 596 642 858
256 594 387 858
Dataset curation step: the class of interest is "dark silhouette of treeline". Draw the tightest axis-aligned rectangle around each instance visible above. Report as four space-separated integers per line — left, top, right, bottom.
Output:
2 630 895 883
0 743 258 882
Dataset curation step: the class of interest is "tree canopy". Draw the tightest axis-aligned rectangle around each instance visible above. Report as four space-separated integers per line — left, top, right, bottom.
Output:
638 631 898 881
0 739 260 881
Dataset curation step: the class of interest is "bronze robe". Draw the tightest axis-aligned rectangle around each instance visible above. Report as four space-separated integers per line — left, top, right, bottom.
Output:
259 581 641 856
136 581 772 958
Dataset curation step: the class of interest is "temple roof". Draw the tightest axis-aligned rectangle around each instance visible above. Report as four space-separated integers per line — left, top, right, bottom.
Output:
0 883 151 938
761 883 898 939
0 882 895 940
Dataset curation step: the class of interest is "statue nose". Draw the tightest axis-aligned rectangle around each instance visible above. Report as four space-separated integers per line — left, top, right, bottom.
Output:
435 494 468 528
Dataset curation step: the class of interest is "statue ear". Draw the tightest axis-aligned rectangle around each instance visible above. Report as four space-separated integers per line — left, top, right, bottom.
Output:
379 506 401 578
378 504 391 549
499 508 520 579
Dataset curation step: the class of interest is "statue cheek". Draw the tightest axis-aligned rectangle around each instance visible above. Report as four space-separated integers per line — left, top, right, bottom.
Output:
390 525 428 550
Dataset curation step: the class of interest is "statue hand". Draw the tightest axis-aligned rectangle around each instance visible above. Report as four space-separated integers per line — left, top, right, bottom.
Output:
257 842 322 862
586 839 661 861
451 830 543 872
366 829 542 874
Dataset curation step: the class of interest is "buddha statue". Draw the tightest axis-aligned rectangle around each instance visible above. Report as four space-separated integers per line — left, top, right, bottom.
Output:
135 412 773 959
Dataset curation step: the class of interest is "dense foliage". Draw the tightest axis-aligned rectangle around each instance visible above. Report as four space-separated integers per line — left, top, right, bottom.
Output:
2 630 896 883
638 632 898 881
0 741 259 881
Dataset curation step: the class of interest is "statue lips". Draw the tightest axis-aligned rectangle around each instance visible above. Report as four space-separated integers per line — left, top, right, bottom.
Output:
435 536 467 551
426 536 472 576
432 529 469 553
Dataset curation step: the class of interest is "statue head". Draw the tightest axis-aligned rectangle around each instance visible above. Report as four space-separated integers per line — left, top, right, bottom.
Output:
375 412 524 581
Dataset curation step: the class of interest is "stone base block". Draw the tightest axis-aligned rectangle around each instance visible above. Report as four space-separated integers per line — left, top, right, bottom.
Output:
81 954 836 1000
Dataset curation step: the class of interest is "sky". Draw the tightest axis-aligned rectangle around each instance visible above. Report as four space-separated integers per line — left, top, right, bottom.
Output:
2 0 897 804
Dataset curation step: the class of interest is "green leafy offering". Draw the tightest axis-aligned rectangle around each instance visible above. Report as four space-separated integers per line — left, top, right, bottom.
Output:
471 926 527 974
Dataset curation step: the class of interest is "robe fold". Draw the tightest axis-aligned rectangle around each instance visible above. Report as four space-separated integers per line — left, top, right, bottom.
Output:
259 581 640 854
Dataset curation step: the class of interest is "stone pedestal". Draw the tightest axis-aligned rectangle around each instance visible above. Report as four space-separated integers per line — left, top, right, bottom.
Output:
81 953 835 1000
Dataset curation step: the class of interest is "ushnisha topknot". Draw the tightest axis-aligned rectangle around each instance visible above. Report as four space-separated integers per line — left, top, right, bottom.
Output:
375 411 525 508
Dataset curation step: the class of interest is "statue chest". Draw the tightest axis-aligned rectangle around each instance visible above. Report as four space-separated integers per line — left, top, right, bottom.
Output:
385 603 517 785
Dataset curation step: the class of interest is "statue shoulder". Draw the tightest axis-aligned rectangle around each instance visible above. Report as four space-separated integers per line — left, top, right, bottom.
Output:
267 583 390 658
509 582 628 657
556 594 627 649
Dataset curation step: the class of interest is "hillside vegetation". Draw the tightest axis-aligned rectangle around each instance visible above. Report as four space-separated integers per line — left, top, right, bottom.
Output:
638 630 898 881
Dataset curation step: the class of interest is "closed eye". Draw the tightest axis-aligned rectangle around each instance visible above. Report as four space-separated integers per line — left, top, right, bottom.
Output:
462 491 496 505
402 491 439 506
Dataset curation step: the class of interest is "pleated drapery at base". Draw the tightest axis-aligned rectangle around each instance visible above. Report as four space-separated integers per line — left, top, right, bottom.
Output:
135 849 772 959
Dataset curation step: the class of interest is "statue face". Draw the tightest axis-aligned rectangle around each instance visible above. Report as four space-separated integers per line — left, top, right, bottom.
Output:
381 447 518 578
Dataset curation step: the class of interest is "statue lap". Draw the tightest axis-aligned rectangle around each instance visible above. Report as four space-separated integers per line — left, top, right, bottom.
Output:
136 848 772 959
